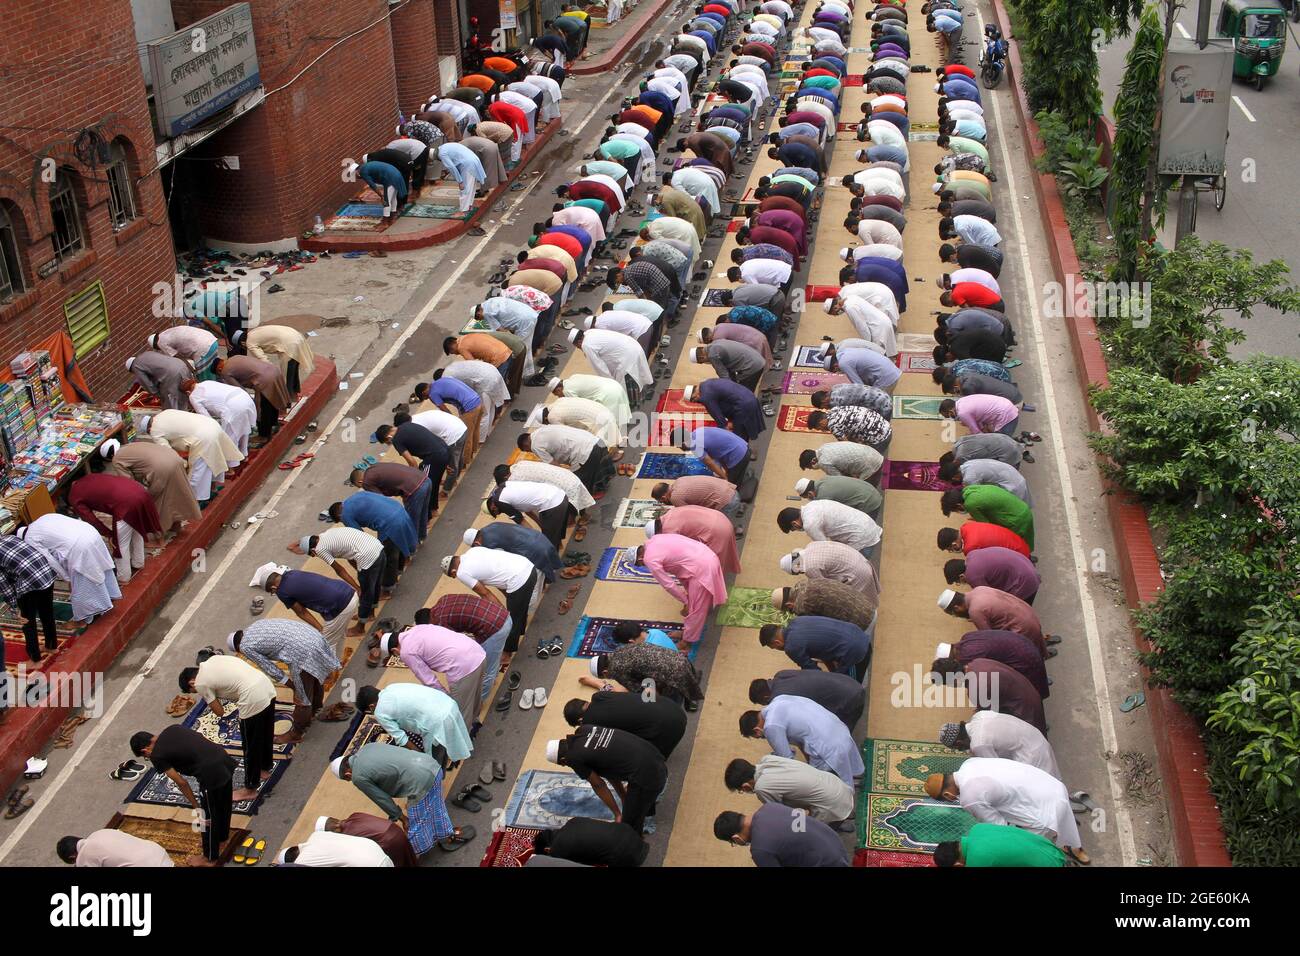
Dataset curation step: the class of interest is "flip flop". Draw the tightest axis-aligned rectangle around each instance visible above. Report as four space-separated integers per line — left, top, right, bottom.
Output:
492 760 507 781
244 838 265 865
468 784 493 802
495 690 513 712
4 798 33 819
451 787 482 811
519 688 536 709
438 825 477 851
1003 358 1023 368
534 687 549 707
319 702 355 722
1070 791 1100 814
1120 692 1145 713
558 599 573 615
507 671 522 691
1066 846 1091 865
479 764 496 785
233 836 254 864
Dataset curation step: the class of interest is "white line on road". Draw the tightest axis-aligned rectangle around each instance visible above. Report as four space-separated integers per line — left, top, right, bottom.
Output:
978 8 1139 868
1176 22 1191 38
0 72 633 865
1232 95 1257 122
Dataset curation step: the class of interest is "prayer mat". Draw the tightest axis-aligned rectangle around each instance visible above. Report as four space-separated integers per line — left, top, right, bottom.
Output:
776 405 821 433
404 204 473 220
2 625 79 676
480 826 543 867
124 754 290 815
594 547 656 585
793 344 831 369
702 288 732 307
182 699 297 756
504 769 617 828
407 782 454 855
837 121 857 133
897 332 938 352
864 738 969 798
566 615 697 660
656 389 708 415
853 848 935 867
862 795 976 854
337 202 385 217
635 452 711 480
329 712 391 761
714 587 792 629
107 812 250 867
892 395 946 420
324 215 387 232
781 371 849 395
882 460 955 493
650 413 710 447
507 448 542 465
613 498 665 529
804 285 839 303
841 75 865 87
898 352 938 374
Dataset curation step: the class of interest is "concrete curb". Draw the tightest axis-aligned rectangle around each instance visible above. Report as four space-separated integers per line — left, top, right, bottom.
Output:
991 0 1232 867
569 0 679 76
0 359 340 796
300 119 564 254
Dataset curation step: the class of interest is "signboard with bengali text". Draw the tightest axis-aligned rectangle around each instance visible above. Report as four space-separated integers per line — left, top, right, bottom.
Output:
148 2 260 138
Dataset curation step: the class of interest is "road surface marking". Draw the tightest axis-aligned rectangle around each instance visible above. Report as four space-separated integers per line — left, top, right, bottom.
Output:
978 7 1139 868
0 66 639 865
1232 95 1257 122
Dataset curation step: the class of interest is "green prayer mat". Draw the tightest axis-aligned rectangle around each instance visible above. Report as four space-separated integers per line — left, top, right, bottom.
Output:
860 794 977 854
713 587 793 629
864 737 969 797
891 395 947 420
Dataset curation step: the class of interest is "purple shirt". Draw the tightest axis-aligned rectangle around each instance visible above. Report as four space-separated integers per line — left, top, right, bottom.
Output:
964 547 1040 603
397 624 487 686
691 426 749 468
276 570 355 619
427 377 481 413
955 394 1019 433
956 630 1049 700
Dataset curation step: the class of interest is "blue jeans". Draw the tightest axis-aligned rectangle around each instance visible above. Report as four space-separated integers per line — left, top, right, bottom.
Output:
480 615 513 701
996 417 1021 437
405 477 434 541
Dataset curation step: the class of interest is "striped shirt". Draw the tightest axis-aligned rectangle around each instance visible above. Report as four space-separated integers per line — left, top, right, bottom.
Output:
238 618 341 704
313 527 382 571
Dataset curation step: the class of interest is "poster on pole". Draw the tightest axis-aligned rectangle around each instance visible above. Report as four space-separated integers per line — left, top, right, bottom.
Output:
500 0 518 29
1157 39 1233 176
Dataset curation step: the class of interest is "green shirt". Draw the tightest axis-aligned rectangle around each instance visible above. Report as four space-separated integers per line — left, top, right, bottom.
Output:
812 476 882 516
584 160 628 183
963 484 1034 550
961 823 1066 867
599 139 641 160
802 75 841 92
567 198 608 218
947 136 988 163
350 743 442 821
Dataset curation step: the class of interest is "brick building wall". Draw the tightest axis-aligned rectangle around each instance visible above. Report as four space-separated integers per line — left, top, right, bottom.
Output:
0 0 178 400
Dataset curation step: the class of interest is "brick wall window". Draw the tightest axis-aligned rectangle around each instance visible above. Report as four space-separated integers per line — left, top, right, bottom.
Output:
0 203 24 303
64 280 110 358
106 141 137 229
49 168 86 262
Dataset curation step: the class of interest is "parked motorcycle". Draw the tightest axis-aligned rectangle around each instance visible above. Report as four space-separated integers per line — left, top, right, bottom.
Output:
980 24 1009 88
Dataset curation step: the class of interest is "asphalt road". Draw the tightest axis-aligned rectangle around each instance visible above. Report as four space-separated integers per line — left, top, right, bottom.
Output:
1096 3 1300 358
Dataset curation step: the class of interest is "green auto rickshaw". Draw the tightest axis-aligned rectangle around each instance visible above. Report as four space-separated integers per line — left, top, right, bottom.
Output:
1217 0 1287 89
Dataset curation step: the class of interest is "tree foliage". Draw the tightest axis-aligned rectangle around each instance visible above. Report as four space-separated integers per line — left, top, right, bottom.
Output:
1009 0 1106 133
1111 3 1165 280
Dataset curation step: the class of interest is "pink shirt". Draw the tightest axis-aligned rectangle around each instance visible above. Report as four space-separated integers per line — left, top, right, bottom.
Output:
397 624 486 686
712 324 773 366
955 394 1018 434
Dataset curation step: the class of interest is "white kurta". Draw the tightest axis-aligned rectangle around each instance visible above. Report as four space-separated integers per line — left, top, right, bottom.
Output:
528 397 622 448
965 711 1062 779
509 460 596 512
149 409 245 479
842 295 898 357
189 380 257 454
561 373 631 434
23 513 120 621
246 325 315 380
953 756 1081 848
580 329 652 389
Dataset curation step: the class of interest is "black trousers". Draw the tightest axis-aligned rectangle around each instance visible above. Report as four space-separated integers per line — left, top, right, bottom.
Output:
536 502 572 551
256 393 278 438
380 539 406 589
199 778 234 861
358 551 387 618
419 452 450 504
504 570 541 653
724 459 749 489
411 148 430 191
287 359 301 396
575 443 615 494
620 768 666 834
18 585 56 660
240 705 276 789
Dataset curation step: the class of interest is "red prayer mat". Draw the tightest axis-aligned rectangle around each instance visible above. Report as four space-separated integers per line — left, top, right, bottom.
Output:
804 284 839 303
841 75 865 87
776 404 822 433
479 826 543 867
781 371 849 395
649 414 711 447
656 389 709 415
854 848 936 868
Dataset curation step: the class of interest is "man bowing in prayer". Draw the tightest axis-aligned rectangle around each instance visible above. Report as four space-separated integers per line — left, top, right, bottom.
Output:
569 327 654 400
646 505 740 575
314 813 419 867
636 533 728 647
100 439 201 536
138 410 244 507
68 467 162 584
356 683 473 764
685 379 766 442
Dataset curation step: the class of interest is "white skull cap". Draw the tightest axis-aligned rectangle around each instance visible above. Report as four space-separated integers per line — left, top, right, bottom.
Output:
462 528 478 548
936 642 953 659
937 588 957 610
329 757 345 778
795 478 812 494
568 328 580 343
545 739 561 763
823 298 835 314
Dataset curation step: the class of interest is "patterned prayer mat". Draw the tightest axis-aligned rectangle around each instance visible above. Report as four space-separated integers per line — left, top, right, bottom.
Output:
566 615 695 660
897 332 939 352
714 587 792 629
404 203 473 221
702 288 732 307
329 712 391 761
656 389 708 415
776 405 821 433
635 452 711 480
504 769 617 828
480 826 543 867
882 460 955 493
898 351 938 373
594 547 655 585
793 344 831 369
841 75 865 87
613 498 664 529
781 371 849 395
2 625 79 676
107 812 250 867
181 699 296 757
337 202 385 217
124 754 290 815
892 395 946 420
864 738 969 798
325 215 387 232
650 413 710 447
861 795 976 854
853 848 936 867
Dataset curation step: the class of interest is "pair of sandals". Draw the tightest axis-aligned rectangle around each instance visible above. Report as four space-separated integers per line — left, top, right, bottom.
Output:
616 463 638 477
452 783 493 812
536 635 565 659
561 564 590 579
518 687 549 709
495 671 524 711
233 836 266 864
110 760 146 781
5 785 33 819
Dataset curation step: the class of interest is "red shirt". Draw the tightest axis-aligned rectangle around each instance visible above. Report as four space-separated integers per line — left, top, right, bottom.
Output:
951 282 1002 309
741 42 776 63
785 110 827 132
747 226 799 263
519 258 567 282
487 101 527 137
942 64 977 80
703 2 732 16
567 180 621 211
959 521 1031 559
754 210 807 254
858 194 903 212
803 68 839 81
538 231 583 261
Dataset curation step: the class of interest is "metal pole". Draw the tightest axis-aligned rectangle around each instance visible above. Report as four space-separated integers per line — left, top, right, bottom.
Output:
1196 0 1211 47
